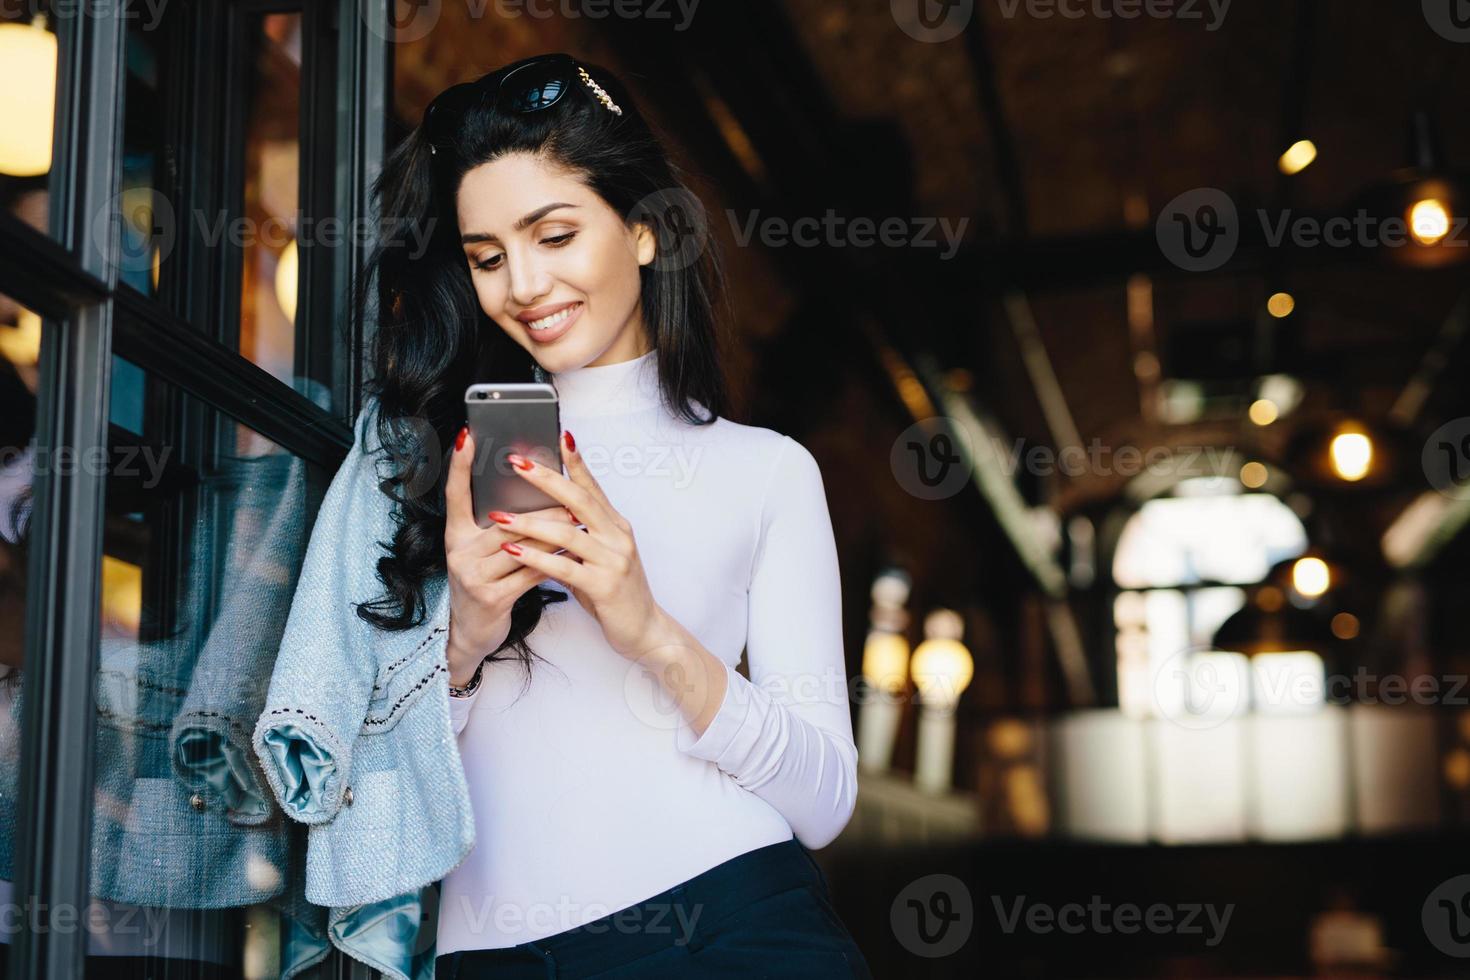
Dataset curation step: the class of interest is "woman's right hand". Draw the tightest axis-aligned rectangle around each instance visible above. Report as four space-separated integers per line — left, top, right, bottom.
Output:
444 424 573 686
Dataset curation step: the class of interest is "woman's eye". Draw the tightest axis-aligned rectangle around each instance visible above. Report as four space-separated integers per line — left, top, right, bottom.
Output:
471 233 574 272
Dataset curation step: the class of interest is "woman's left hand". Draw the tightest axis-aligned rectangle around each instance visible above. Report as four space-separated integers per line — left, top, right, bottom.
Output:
493 432 669 662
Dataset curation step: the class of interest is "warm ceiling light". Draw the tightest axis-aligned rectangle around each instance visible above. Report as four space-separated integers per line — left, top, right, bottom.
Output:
1408 197 1451 246
1240 461 1268 489
1278 140 1318 176
1329 430 1373 482
1267 292 1296 318
1249 399 1279 426
275 237 298 323
1292 557 1330 598
0 17 58 176
862 631 910 695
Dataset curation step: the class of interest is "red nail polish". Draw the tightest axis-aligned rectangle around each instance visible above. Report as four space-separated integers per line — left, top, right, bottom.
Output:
563 430 576 453
508 454 534 472
455 425 468 452
567 510 579 525
487 511 513 524
501 542 524 556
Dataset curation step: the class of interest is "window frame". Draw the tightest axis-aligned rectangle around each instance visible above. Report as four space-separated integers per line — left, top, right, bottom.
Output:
0 1 390 976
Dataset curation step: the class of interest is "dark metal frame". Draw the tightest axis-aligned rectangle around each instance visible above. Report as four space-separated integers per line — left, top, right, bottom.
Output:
0 0 389 976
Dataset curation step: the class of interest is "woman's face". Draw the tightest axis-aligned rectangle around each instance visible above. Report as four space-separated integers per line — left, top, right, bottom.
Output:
457 151 656 373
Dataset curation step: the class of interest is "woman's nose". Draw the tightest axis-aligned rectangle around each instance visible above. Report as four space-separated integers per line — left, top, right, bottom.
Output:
507 249 552 307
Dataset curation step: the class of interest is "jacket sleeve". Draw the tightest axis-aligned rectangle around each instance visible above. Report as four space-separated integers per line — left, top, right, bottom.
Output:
252 398 391 825
676 436 860 849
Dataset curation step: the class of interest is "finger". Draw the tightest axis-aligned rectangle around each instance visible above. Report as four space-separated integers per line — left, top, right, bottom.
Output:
445 424 476 544
558 430 617 516
462 507 575 561
499 540 590 591
478 559 549 597
467 525 564 564
468 531 562 577
489 512 613 564
505 453 604 527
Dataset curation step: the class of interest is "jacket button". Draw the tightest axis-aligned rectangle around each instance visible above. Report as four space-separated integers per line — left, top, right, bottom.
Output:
343 786 354 807
189 793 205 812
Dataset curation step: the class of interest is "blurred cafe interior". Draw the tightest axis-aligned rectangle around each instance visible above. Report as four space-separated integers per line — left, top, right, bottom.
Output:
3 0 1470 977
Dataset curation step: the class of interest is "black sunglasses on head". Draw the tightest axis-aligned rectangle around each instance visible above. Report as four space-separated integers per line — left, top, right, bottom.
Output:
424 54 611 154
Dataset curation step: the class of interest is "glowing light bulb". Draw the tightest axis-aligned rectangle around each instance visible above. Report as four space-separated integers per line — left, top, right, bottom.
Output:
0 19 57 177
1329 431 1372 482
1267 292 1296 318
1249 399 1279 426
1292 557 1330 598
1278 140 1317 176
1409 198 1451 247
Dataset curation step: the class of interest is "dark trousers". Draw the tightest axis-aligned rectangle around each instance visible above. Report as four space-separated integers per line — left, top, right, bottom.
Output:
435 837 873 979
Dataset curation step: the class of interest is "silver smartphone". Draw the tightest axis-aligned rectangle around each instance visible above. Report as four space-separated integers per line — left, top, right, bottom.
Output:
465 382 563 528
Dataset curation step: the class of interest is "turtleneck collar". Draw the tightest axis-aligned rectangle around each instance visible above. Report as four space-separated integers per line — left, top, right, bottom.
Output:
547 348 662 418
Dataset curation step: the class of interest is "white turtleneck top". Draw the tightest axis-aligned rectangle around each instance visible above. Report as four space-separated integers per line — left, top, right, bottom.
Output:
437 349 859 954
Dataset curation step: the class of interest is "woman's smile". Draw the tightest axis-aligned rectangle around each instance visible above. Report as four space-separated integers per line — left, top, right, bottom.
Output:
518 300 583 344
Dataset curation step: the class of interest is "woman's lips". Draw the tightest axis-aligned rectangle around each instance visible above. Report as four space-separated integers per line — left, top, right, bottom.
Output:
523 301 582 345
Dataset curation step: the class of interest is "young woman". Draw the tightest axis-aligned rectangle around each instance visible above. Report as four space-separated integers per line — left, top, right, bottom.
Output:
357 53 871 979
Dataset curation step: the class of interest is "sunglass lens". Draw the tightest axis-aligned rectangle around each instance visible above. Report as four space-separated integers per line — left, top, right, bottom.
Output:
508 75 567 113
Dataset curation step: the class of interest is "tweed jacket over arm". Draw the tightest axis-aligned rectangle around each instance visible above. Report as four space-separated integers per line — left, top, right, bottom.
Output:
251 396 475 920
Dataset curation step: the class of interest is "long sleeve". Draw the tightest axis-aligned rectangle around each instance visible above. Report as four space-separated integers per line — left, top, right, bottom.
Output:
251 399 387 824
677 436 859 850
449 685 480 735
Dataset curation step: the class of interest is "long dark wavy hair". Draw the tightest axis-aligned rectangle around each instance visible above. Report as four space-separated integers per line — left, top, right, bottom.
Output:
348 54 730 680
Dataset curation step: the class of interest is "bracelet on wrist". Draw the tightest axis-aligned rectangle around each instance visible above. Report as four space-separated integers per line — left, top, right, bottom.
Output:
448 657 486 698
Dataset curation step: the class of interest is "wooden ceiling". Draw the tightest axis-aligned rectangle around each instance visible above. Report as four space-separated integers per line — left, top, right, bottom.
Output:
390 1 1470 632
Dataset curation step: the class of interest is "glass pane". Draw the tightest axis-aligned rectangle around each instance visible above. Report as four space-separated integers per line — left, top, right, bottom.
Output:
0 293 42 966
82 361 329 976
239 13 302 385
116 0 174 297
0 10 62 244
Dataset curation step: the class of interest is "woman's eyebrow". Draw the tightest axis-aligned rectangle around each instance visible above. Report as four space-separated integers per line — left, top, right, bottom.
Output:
461 203 580 245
